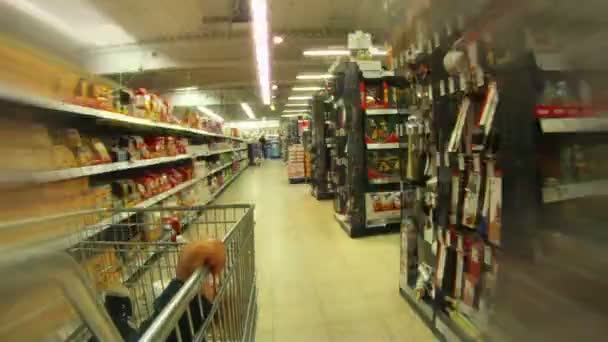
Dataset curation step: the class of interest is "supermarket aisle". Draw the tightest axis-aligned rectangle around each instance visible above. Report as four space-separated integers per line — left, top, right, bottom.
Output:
216 161 434 342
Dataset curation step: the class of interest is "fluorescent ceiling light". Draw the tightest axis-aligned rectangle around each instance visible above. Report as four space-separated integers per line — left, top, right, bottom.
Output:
241 102 256 119
288 96 313 100
197 106 224 122
292 86 323 91
251 0 271 105
303 47 387 57
296 74 334 80
273 36 284 45
282 114 311 118
272 84 278 90
173 86 198 92
283 109 311 113
370 47 388 56
285 103 309 107
303 49 350 57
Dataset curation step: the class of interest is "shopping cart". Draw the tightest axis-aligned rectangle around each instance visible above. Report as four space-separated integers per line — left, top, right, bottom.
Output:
0 204 257 342
248 143 263 166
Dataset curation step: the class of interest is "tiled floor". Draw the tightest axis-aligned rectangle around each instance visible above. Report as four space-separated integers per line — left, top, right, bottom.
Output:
216 160 435 341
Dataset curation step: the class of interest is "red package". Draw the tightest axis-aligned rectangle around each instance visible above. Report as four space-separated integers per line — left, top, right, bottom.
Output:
158 172 171 192
468 240 484 279
134 176 155 198
176 138 187 154
177 166 193 180
167 168 184 186
145 136 166 157
166 136 178 156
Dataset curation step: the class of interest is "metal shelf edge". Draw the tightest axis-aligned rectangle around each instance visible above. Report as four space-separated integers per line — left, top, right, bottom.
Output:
0 83 245 142
542 179 608 203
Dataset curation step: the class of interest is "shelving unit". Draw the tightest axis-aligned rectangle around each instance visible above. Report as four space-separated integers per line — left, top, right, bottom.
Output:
0 83 245 142
0 79 250 255
542 179 608 203
310 94 335 200
328 61 409 237
388 1 608 340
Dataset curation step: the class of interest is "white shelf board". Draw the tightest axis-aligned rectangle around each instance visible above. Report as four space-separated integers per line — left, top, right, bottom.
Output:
366 108 409 116
540 118 608 133
366 143 407 150
542 179 608 203
0 83 245 142
81 177 202 241
31 154 192 183
195 147 247 157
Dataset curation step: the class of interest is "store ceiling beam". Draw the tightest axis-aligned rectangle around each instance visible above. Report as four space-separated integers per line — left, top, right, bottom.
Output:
87 50 326 75
83 27 369 51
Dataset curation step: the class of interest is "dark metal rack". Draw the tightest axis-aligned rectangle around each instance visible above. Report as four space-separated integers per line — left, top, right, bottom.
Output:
391 1 608 340
330 61 410 237
310 95 335 199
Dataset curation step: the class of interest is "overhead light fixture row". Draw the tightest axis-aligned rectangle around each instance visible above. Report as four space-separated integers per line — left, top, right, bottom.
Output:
240 102 256 119
283 109 311 113
288 96 313 100
296 74 334 80
302 47 388 57
251 0 271 105
292 86 323 91
285 103 310 107
282 113 311 118
173 86 199 92
197 106 224 122
303 49 349 56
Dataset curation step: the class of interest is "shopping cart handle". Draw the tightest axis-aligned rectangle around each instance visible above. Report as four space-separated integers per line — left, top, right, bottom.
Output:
139 267 209 342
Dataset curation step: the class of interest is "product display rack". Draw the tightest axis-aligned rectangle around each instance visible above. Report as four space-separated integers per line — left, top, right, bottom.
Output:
0 83 245 142
389 1 608 340
2 146 248 186
0 85 249 253
330 61 410 237
310 94 335 199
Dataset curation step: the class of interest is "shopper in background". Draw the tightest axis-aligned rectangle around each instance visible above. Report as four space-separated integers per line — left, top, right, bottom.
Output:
259 135 267 159
106 240 226 342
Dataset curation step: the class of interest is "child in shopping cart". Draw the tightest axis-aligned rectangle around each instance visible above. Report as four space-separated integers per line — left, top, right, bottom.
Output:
105 240 226 342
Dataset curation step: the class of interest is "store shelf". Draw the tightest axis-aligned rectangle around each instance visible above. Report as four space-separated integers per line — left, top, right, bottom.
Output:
204 162 234 177
366 217 400 228
32 155 192 183
0 83 245 142
399 286 434 327
195 147 247 157
535 105 594 119
366 108 410 116
210 165 248 199
542 179 608 203
334 213 352 235
59 164 249 251
369 177 401 185
540 118 608 133
80 177 202 242
123 166 248 283
366 143 407 150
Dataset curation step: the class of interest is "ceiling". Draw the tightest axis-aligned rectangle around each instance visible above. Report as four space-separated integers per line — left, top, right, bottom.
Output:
0 0 393 121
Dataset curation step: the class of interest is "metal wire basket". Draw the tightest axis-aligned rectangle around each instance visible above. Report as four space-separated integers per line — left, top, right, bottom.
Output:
0 204 257 342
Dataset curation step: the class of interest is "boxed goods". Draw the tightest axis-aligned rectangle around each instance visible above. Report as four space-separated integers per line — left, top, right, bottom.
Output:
81 248 121 290
89 138 112 164
52 145 78 169
145 136 166 158
142 211 162 242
